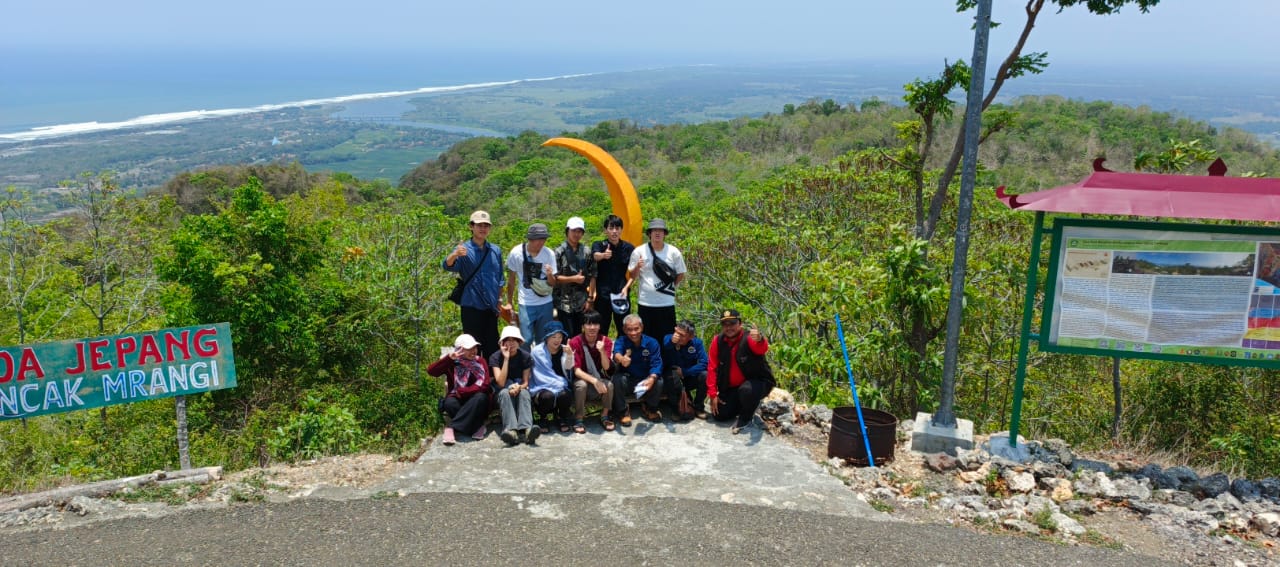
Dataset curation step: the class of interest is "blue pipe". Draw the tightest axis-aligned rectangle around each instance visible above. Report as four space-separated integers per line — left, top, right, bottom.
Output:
834 313 875 468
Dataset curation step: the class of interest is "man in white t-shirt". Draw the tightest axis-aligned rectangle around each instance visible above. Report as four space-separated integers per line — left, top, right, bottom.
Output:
505 223 558 345
628 218 687 343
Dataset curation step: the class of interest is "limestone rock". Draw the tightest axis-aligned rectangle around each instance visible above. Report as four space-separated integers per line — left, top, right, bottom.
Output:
1136 463 1178 490
1002 518 1042 534
1110 476 1152 502
1258 477 1280 500
1048 479 1074 503
1038 438 1074 467
1251 512 1280 537
1070 458 1113 476
1051 512 1086 536
759 388 794 417
1059 499 1096 516
924 452 958 473
1073 472 1117 498
1002 469 1036 494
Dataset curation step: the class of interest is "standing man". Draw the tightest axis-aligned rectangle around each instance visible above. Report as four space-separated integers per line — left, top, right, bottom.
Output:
554 216 596 339
662 320 709 421
629 218 686 343
707 309 775 434
443 210 505 360
611 314 664 424
506 223 557 345
591 214 635 338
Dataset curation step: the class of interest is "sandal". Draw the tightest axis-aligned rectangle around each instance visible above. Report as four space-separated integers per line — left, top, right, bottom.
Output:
558 420 571 433
573 420 586 434
602 416 616 431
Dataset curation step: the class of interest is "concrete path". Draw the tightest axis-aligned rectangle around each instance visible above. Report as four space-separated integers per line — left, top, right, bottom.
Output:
374 414 884 520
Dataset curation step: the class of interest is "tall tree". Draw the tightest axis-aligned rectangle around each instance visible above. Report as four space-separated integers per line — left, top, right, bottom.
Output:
0 187 73 345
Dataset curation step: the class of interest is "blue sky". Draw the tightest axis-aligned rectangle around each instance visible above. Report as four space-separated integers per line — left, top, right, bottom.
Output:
5 0 1278 67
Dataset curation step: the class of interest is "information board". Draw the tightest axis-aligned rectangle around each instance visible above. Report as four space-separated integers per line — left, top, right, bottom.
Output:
1042 219 1280 368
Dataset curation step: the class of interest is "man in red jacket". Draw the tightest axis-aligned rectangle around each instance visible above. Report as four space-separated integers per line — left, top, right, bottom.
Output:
707 309 775 434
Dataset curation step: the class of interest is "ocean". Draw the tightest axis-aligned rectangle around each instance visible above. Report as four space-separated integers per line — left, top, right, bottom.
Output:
0 47 699 141
5 48 1279 145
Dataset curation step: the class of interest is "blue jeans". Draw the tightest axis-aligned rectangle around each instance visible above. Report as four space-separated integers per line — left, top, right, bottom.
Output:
519 301 555 345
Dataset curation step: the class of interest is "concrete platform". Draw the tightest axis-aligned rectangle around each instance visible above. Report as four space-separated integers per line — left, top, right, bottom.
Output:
909 412 974 456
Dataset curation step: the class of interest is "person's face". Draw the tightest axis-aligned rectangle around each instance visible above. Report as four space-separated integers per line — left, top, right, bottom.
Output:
546 333 564 351
623 321 644 344
526 238 546 254
649 229 666 246
502 338 521 351
720 319 742 338
606 224 622 243
582 321 600 340
672 327 690 347
567 228 584 245
470 222 491 240
458 346 478 359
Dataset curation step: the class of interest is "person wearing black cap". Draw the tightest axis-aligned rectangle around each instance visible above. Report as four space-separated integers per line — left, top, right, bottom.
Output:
629 218 686 343
590 214 635 338
505 223 558 345
707 309 775 434
443 210 506 359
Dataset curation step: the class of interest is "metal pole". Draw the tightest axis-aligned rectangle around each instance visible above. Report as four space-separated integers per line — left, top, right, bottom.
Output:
1009 211 1046 446
934 0 993 428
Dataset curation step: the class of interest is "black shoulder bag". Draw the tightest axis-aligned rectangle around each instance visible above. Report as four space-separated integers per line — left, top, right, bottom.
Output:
449 243 491 305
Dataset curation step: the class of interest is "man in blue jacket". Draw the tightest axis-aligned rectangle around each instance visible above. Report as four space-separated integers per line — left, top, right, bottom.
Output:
443 210 506 359
611 314 663 424
662 320 709 421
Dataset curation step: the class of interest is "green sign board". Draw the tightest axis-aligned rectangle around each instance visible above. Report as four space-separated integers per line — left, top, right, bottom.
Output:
0 323 236 420
1042 219 1280 369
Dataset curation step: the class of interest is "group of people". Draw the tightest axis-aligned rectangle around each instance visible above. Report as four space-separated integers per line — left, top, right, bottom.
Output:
432 211 776 446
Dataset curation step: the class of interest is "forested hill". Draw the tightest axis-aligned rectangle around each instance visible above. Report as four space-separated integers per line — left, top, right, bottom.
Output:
398 95 1280 223
5 94 1279 495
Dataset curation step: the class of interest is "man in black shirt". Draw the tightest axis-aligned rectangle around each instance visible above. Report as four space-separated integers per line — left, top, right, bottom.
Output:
590 214 635 338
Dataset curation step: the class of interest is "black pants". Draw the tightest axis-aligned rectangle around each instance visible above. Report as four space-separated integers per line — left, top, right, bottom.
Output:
532 389 572 423
713 376 770 427
612 372 662 415
637 304 676 344
592 294 628 339
461 306 500 361
557 309 584 342
666 370 707 413
441 393 490 436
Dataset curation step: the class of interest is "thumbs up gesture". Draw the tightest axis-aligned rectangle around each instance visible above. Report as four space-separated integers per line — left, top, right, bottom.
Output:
748 324 761 342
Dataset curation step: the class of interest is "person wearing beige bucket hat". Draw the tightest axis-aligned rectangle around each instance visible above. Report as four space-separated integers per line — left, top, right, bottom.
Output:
443 210 506 359
489 325 538 445
629 218 687 344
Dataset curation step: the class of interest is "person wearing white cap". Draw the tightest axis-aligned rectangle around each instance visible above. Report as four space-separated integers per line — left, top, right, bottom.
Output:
427 333 492 445
443 210 506 359
489 326 539 446
628 218 687 343
505 223 558 346
553 216 596 339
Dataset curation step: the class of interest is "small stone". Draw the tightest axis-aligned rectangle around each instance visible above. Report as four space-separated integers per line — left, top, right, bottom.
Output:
1074 472 1117 498
1051 512 1087 535
955 447 988 471
1111 477 1152 502
1028 460 1068 480
1002 518 1042 534
1070 458 1113 476
1196 472 1231 499
955 481 985 496
1060 499 1096 516
1220 513 1250 532
64 496 102 517
1050 480 1074 503
1039 438 1074 467
1230 478 1262 502
1114 460 1144 474
1003 470 1036 493
924 452 958 472
1165 465 1200 492
1257 477 1280 500
758 388 794 417
1250 512 1280 537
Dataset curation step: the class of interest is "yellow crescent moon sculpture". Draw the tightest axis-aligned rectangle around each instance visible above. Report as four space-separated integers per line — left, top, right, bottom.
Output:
541 137 643 246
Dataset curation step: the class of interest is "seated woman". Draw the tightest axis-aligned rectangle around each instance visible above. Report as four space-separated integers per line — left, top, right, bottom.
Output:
489 325 539 446
568 310 616 433
427 333 491 445
529 321 574 434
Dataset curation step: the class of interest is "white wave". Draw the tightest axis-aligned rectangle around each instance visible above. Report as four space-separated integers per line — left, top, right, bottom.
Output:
0 73 593 143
